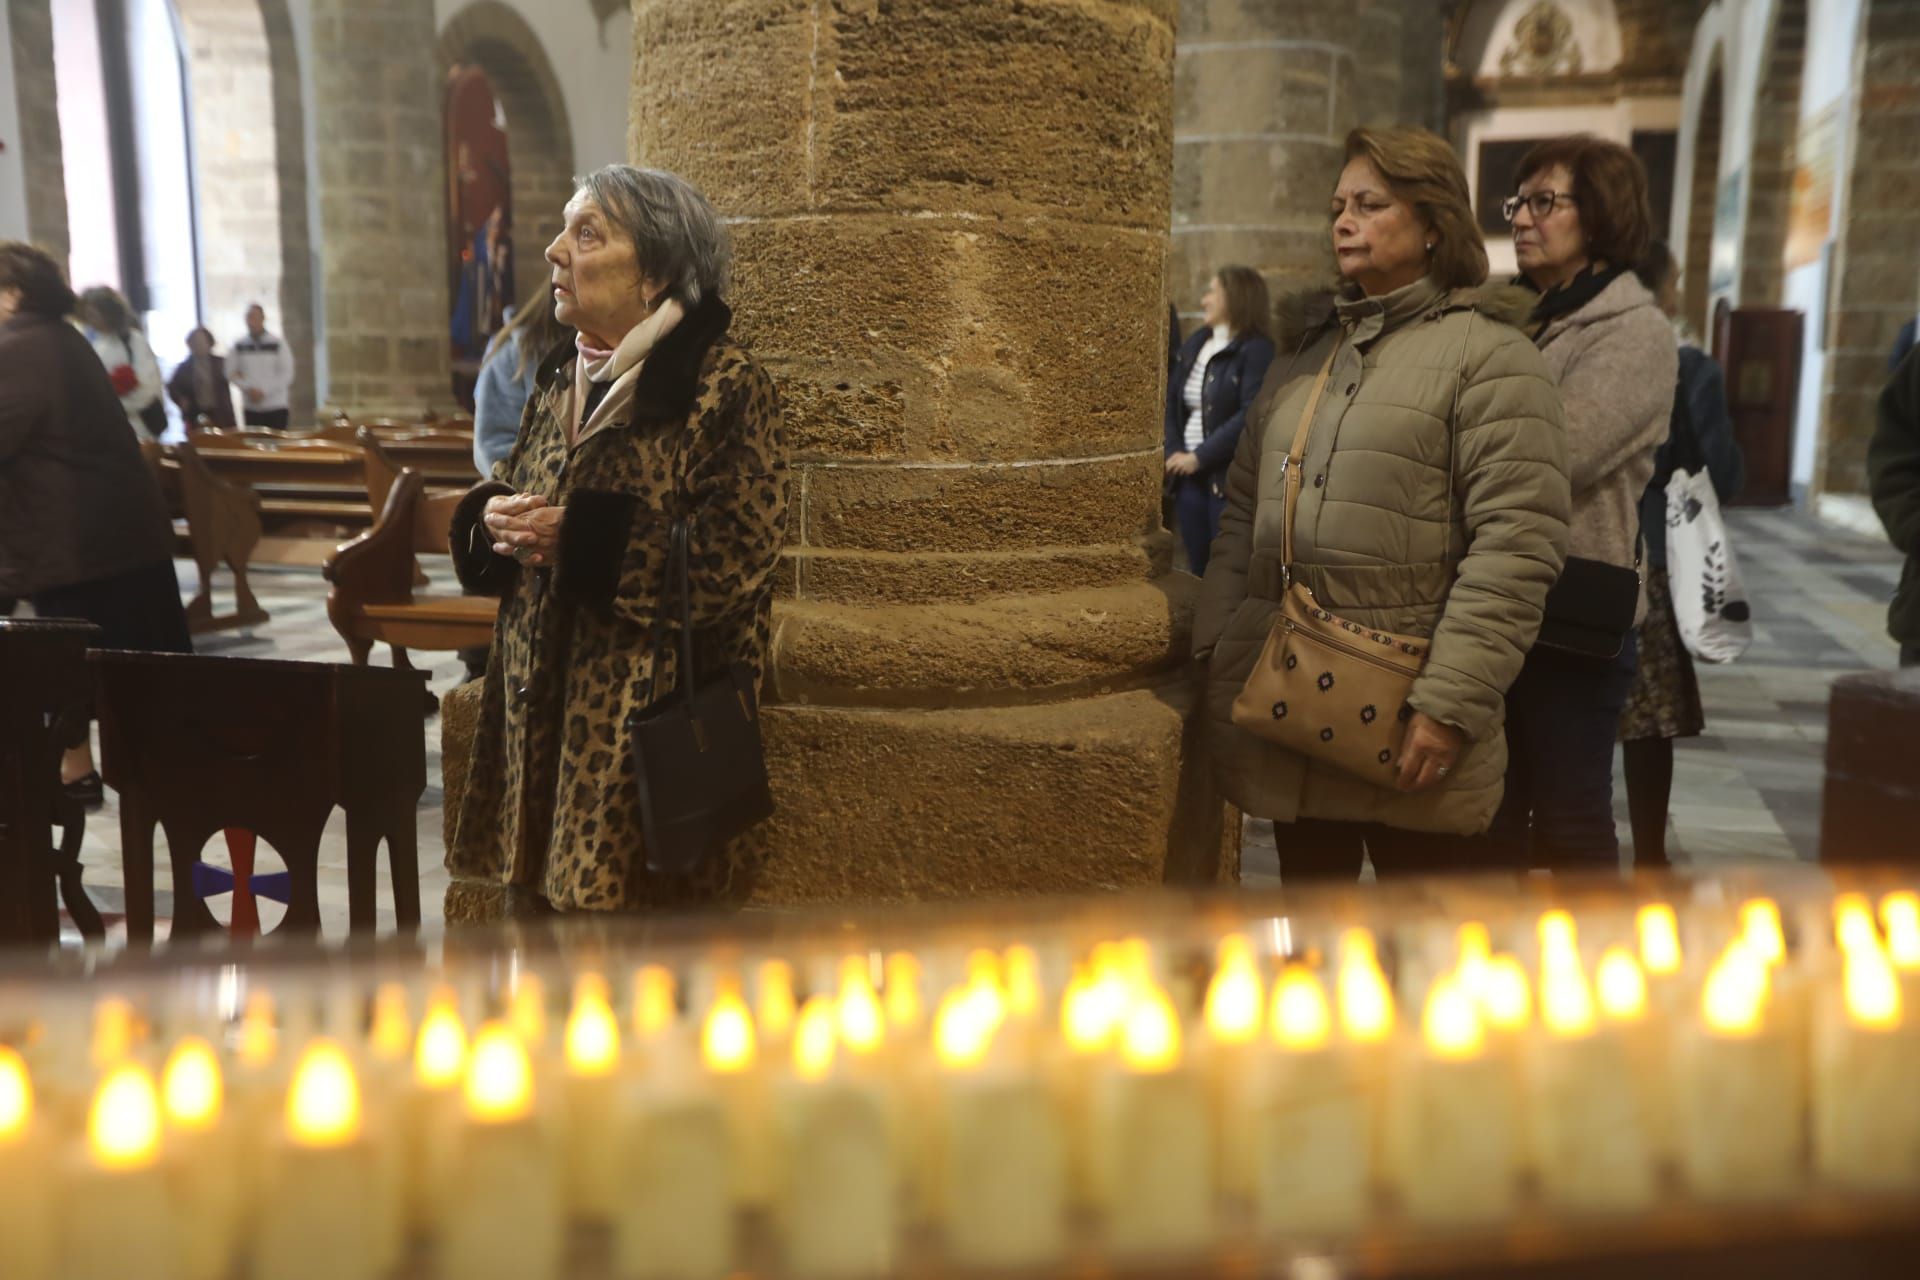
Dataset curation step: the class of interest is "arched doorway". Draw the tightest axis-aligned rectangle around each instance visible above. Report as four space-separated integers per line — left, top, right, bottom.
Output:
1739 0 1808 307
438 1 575 403
1682 55 1724 337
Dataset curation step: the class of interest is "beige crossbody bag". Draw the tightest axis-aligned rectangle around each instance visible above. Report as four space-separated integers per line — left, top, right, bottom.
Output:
1227 344 1439 785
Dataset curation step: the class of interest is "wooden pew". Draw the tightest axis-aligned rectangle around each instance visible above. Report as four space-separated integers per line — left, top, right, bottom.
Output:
324 467 498 671
144 440 271 636
0 619 104 945
188 429 372 566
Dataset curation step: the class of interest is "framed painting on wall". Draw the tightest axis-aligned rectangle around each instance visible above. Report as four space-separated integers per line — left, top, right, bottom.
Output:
1474 138 1553 235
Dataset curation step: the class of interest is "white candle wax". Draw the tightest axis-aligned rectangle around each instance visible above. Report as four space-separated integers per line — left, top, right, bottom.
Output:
941 1072 1070 1270
780 1082 898 1279
616 1086 736 1280
1673 1024 1804 1201
1527 1028 1657 1212
1812 963 1920 1192
253 1042 377 1280
1253 1046 1374 1236
0 1121 55 1280
440 1115 563 1280
63 1066 177 1280
166 1124 240 1280
1385 980 1520 1226
1094 1066 1217 1256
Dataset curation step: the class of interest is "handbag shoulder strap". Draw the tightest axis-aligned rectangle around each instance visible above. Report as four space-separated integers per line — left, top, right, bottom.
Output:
1280 347 1338 572
645 516 698 706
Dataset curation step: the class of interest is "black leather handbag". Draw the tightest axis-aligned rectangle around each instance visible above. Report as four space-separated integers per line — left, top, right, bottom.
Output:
626 517 774 876
1537 553 1640 660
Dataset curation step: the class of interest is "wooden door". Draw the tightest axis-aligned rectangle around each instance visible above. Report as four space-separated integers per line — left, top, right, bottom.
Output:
1723 307 1803 507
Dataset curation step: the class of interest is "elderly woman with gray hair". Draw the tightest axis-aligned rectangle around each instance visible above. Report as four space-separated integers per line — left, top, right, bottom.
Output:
447 165 790 913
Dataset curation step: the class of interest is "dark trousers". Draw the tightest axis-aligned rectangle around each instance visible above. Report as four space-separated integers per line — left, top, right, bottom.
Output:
1276 818 1513 882
1173 475 1227 577
243 407 290 430
1485 636 1639 872
32 560 192 749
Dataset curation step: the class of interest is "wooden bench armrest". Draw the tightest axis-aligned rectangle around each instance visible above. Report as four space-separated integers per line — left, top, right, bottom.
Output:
324 469 422 606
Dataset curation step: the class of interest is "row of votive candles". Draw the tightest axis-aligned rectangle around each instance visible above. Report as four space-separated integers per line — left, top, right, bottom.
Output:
1 891 1918 1279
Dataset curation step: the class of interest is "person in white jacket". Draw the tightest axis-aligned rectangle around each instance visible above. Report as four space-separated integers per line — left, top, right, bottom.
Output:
229 302 296 429
76 286 165 441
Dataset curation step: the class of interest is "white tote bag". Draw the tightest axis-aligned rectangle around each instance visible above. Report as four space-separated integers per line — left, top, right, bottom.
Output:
1665 466 1753 663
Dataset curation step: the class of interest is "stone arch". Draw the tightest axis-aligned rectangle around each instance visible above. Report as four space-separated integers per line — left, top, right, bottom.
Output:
172 0 316 424
1738 0 1807 307
1680 48 1726 337
436 1 576 311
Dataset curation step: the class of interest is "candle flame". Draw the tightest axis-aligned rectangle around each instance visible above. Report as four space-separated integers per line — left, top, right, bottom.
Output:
1834 894 1881 954
1595 947 1648 1022
414 991 469 1090
465 1021 535 1124
1062 962 1125 1055
89 1063 162 1170
884 952 923 1031
1478 956 1532 1031
702 980 757 1074
1739 899 1787 968
287 1040 362 1147
1269 965 1331 1051
633 965 678 1038
1537 910 1577 959
756 961 796 1041
1637 904 1682 976
565 985 621 1078
1204 935 1264 1046
1456 922 1492 985
1422 975 1484 1060
1118 983 1181 1074
1702 940 1769 1037
933 983 998 1072
966 949 1002 991
1539 957 1597 1038
1844 945 1902 1031
1883 893 1920 971
369 984 411 1063
509 973 548 1046
237 991 277 1068
0 1046 31 1141
91 997 138 1070
161 1037 223 1132
837 958 886 1056
792 996 838 1082
1003 945 1042 1019
1337 929 1394 1043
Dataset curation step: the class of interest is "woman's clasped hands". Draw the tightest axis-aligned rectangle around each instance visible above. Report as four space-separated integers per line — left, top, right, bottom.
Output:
483 493 566 567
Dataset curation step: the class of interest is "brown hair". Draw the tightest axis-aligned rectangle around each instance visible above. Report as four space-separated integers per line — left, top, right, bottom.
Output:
78 285 136 335
1342 127 1489 291
1516 134 1653 269
0 240 76 318
487 278 576 382
1214 264 1271 338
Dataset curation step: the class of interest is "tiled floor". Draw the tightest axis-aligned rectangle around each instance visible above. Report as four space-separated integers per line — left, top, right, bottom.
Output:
1241 508 1908 884
55 507 1907 938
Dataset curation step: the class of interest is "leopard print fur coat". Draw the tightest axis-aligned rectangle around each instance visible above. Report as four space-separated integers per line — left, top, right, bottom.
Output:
446 296 789 911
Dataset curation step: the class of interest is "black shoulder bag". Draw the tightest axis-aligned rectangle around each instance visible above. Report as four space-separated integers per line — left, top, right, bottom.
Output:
626 517 774 876
1537 549 1640 660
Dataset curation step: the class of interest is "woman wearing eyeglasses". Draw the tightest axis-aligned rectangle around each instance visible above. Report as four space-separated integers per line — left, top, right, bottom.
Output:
1493 135 1676 873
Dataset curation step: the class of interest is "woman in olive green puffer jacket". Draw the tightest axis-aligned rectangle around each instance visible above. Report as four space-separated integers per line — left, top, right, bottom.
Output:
1192 127 1571 879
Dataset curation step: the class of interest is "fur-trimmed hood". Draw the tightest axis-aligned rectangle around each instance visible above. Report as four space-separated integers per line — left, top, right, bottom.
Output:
1273 280 1540 350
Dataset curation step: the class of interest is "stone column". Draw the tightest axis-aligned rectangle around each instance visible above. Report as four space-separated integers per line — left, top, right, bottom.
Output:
308 0 451 414
1169 0 1406 321
627 0 1234 903
8 0 69 261
1818 0 1920 495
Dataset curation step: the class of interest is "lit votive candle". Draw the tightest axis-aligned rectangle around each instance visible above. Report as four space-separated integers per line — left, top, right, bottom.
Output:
777 996 898 1279
1095 980 1217 1257
563 974 622 1222
616 1024 737 1279
933 980 1069 1270
0 1046 54 1280
704 974 772 1206
441 1022 562 1280
1201 934 1265 1200
64 1062 175 1279
253 1040 376 1280
160 1038 239 1280
1253 965 1373 1237
404 988 469 1231
1883 892 1920 973
1527 945 1657 1212
1674 940 1804 1201
1813 939 1920 1191
1386 974 1519 1225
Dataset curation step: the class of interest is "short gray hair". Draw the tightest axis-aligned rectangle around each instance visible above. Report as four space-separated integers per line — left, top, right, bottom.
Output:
576 165 731 308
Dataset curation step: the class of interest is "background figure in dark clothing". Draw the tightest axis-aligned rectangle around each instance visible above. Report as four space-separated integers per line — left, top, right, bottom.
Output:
1164 265 1274 576
167 327 237 428
1871 345 1920 668
0 242 192 805
1619 242 1744 867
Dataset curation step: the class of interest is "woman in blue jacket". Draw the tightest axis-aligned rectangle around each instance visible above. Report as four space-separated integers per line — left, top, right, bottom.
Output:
1165 265 1275 575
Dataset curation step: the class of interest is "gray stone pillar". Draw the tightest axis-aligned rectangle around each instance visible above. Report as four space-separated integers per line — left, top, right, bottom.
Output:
308 0 451 414
1170 0 1407 320
9 0 68 261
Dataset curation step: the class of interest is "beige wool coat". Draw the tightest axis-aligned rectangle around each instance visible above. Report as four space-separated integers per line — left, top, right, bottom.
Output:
1194 276 1572 835
1530 270 1678 611
446 297 790 911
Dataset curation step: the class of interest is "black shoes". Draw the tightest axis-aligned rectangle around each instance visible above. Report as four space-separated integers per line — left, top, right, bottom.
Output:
63 771 104 810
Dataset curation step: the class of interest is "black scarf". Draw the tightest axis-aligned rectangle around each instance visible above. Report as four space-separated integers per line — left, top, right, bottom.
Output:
1520 263 1627 340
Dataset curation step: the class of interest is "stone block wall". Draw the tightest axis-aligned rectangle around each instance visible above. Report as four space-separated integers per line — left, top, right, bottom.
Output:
309 0 451 414
9 0 68 262
1739 0 1809 308
1169 0 1407 320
